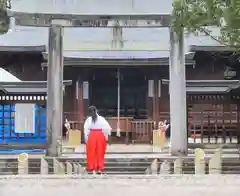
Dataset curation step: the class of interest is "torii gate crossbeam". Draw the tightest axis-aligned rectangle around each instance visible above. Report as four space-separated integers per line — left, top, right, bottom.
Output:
7 11 188 156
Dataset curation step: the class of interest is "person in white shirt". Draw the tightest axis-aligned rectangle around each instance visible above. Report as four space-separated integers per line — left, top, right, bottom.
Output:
64 117 71 136
84 105 112 174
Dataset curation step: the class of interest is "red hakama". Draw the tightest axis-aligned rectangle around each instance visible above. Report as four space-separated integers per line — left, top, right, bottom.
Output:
86 128 107 171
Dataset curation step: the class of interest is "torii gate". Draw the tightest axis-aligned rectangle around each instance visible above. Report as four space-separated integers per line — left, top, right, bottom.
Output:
7 11 187 156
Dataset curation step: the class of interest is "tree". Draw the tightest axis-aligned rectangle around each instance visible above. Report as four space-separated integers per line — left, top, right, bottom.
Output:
172 0 240 49
0 0 11 34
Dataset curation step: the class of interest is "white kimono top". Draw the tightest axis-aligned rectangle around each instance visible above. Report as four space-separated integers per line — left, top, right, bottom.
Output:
84 114 112 142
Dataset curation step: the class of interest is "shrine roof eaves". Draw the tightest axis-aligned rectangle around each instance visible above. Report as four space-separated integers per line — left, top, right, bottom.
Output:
162 79 240 93
0 80 72 86
42 50 175 60
1 87 47 94
41 51 195 65
189 45 235 52
0 80 72 94
0 45 45 52
162 79 240 86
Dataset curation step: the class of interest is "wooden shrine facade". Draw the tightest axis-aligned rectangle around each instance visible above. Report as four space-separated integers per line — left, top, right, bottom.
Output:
1 51 240 144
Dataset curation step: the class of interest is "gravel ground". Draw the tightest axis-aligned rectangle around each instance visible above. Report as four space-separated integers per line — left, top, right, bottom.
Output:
0 175 240 196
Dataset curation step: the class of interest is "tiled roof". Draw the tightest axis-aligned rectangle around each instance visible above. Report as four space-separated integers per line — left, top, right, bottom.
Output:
0 0 225 58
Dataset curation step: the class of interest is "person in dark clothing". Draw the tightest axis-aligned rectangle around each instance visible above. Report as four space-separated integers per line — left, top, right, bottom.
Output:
165 120 171 139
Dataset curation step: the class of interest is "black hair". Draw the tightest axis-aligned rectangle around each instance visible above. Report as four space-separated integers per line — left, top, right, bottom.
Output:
88 105 98 123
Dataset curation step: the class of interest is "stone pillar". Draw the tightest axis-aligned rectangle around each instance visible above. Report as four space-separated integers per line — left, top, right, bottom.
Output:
209 148 222 174
194 148 205 174
46 23 64 157
169 28 188 155
9 17 16 32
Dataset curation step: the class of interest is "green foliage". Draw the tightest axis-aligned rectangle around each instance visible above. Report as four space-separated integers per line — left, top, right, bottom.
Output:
172 0 240 49
0 0 10 34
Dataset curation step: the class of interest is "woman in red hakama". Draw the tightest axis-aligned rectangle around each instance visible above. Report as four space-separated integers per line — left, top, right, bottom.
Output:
84 106 112 174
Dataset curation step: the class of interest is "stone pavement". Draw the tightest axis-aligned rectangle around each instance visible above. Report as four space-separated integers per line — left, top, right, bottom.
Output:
0 175 239 196
74 144 165 153
70 137 238 153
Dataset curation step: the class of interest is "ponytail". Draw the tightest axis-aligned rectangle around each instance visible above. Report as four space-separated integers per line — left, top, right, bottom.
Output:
88 105 98 123
91 112 97 123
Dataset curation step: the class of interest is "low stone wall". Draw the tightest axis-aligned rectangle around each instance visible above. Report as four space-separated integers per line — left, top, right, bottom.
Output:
1 175 240 196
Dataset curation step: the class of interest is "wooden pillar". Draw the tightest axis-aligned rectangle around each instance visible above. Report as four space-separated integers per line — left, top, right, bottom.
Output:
153 77 160 123
72 81 77 121
81 69 90 119
222 95 229 144
72 69 90 123
46 23 63 157
158 79 162 119
237 101 240 144
73 79 84 122
147 71 161 125
147 79 154 120
82 80 89 118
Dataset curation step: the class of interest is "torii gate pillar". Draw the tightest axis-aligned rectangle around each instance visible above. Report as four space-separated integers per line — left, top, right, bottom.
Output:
169 28 188 155
46 23 64 157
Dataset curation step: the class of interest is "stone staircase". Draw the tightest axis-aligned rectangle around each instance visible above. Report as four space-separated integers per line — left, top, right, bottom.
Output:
69 157 240 175
2 149 240 175
222 159 240 174
78 158 155 175
161 157 240 174
54 154 240 175
15 157 155 175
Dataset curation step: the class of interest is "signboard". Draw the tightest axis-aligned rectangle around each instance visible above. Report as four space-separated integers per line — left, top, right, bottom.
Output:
158 80 162 98
148 80 154 97
15 103 35 133
83 81 89 99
